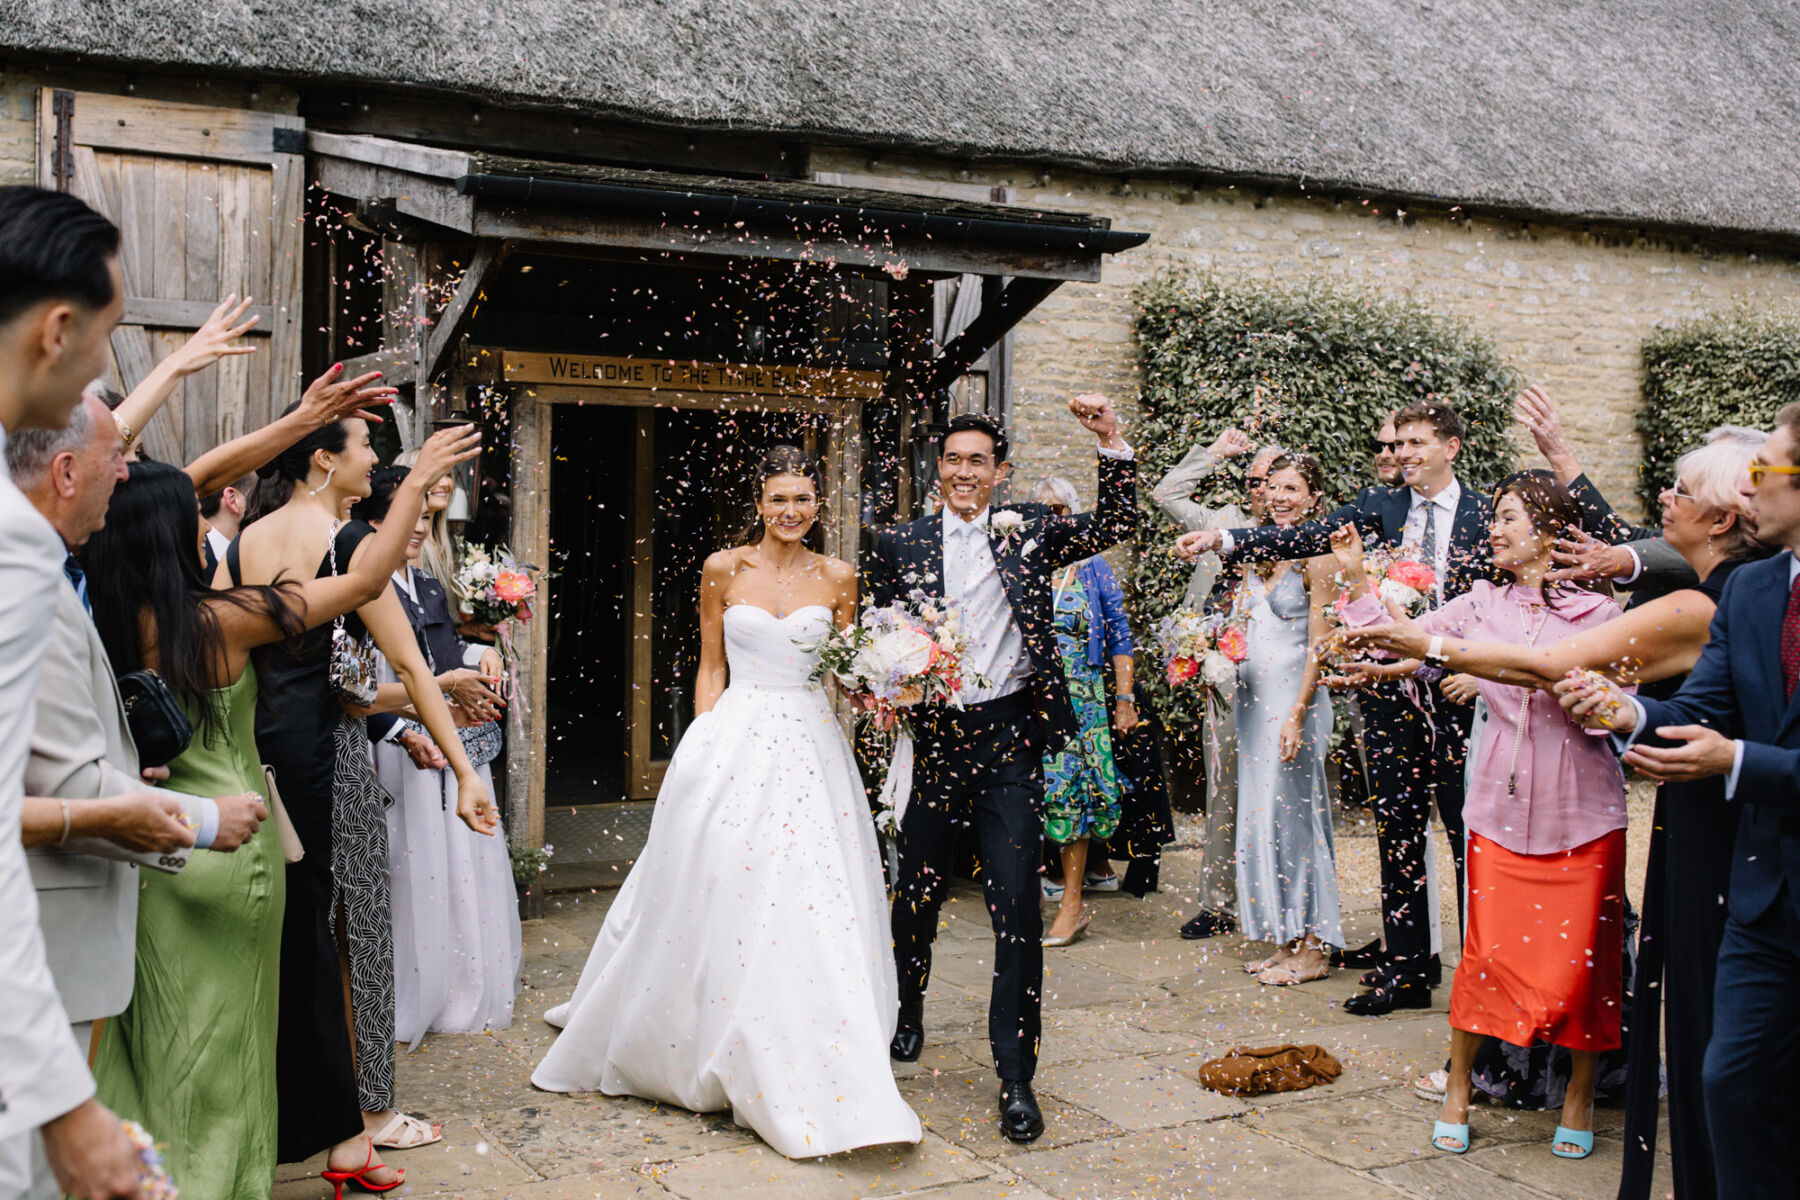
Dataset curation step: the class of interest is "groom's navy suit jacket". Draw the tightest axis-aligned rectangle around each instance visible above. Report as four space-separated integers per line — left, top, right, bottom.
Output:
865 454 1137 750
1219 482 1502 602
1636 550 1800 924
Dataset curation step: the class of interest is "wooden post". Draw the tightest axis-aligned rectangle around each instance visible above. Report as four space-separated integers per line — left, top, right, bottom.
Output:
506 389 550 854
885 277 936 520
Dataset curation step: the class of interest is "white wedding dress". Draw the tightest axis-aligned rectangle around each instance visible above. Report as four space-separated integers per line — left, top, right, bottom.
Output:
530 604 922 1158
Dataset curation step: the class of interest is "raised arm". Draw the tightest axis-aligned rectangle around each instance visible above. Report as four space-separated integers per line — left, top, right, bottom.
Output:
1150 429 1250 530
186 362 397 497
1041 394 1138 567
114 294 258 448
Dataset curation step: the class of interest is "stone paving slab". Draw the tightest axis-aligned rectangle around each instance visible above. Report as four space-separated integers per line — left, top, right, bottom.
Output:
648 1130 991 1199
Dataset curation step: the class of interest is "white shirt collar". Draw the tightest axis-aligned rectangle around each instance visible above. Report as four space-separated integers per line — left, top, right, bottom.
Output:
1410 477 1461 513
1789 552 1798 584
941 505 991 538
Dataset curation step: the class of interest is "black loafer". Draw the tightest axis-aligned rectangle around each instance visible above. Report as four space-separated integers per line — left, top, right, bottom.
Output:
998 1080 1045 1143
890 1014 924 1063
1179 910 1237 940
1331 938 1384 969
1364 956 1442 990
1344 980 1432 1016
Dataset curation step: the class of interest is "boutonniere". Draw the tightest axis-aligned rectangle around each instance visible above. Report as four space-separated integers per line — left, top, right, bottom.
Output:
990 510 1028 546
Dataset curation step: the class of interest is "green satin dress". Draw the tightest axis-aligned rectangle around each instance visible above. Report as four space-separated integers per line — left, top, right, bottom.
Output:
94 663 285 1199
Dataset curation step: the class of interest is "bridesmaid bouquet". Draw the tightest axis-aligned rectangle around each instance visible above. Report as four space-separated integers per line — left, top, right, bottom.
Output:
1332 541 1436 619
1157 608 1247 709
122 1120 179 1199
455 544 539 626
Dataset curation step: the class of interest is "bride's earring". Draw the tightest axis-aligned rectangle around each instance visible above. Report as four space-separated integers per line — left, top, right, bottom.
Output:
309 463 337 495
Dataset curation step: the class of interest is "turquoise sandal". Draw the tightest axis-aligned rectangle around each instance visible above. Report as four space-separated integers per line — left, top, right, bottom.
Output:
1551 1126 1594 1159
1431 1120 1471 1155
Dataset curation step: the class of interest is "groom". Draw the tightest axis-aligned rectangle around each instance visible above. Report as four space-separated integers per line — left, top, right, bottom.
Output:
867 394 1136 1142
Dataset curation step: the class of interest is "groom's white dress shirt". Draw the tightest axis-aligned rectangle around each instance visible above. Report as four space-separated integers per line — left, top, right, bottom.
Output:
941 506 1031 706
0 425 98 1183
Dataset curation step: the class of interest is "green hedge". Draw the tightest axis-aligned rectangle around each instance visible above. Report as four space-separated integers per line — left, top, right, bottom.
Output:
1130 270 1519 730
1639 306 1800 513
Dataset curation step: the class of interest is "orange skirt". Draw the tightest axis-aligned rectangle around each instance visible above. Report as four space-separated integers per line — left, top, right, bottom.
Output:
1449 829 1626 1052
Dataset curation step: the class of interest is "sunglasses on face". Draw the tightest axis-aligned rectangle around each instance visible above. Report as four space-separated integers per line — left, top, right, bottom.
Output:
1748 463 1800 485
1370 439 1399 454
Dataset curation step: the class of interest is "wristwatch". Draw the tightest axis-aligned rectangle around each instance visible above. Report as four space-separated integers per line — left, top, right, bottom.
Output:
1424 635 1449 668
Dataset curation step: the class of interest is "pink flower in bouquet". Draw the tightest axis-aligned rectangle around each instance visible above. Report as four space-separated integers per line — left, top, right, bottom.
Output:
517 601 533 623
1166 656 1201 686
1216 625 1249 663
494 569 536 604
895 683 926 706
1386 560 1436 593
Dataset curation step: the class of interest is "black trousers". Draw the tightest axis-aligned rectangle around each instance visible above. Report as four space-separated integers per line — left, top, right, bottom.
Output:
1702 885 1800 1200
1359 679 1470 983
891 692 1044 1082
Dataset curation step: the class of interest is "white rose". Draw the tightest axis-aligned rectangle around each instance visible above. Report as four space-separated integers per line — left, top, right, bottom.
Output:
991 511 1024 533
1378 580 1423 611
862 626 936 684
1200 651 1236 687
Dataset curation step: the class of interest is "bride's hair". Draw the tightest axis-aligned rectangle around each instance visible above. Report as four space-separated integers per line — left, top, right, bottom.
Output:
739 444 826 552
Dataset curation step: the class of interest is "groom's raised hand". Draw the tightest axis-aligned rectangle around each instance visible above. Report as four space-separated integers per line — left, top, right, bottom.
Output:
1069 393 1127 451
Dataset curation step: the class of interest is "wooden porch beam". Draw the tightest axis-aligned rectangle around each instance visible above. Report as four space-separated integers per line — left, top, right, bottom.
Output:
422 240 509 383
927 276 1062 395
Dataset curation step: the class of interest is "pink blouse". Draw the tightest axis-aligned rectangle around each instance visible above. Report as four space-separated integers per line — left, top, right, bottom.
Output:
1342 582 1628 856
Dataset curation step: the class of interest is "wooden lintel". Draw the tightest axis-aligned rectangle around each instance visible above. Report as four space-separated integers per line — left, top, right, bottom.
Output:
307 129 474 181
470 208 1105 283
313 155 476 234
336 345 416 381
515 384 848 415
123 297 276 331
422 241 509 383
502 350 883 399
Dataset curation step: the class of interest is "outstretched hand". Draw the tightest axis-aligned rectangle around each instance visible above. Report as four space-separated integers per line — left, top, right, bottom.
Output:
1548 526 1633 584
1069 393 1125 448
1622 724 1737 782
1208 427 1253 459
1516 385 1580 478
166 293 261 378
298 361 397 426
1176 528 1222 561
1553 669 1637 732
456 775 499 836
410 424 483 490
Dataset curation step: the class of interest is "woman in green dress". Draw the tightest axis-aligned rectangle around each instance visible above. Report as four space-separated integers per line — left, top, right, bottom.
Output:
79 438 472 1197
1034 478 1137 947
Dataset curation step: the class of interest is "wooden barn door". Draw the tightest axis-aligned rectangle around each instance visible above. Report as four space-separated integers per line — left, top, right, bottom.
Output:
36 89 305 467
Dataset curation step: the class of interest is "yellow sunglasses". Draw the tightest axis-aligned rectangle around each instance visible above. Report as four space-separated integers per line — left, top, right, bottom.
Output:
1749 463 1800 485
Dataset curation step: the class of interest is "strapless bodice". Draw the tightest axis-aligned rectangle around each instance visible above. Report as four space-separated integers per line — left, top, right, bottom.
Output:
722 604 834 691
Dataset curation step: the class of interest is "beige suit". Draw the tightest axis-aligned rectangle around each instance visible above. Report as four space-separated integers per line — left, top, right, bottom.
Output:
25 574 197 1025
1149 443 1248 916
0 451 94 1191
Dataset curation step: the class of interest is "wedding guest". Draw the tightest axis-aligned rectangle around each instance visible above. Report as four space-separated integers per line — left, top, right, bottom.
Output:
81 453 454 1197
1182 401 1503 1014
353 468 520 1044
1231 453 1342 986
395 447 464 599
200 470 256 564
1032 477 1133 946
1371 413 1404 487
231 414 491 1184
1335 471 1627 1159
1348 428 1768 1198
0 183 149 1200
1557 404 1800 1200
1150 429 1283 939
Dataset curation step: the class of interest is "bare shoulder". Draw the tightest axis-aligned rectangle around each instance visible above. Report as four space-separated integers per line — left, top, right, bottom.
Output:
702 547 747 578
816 554 856 584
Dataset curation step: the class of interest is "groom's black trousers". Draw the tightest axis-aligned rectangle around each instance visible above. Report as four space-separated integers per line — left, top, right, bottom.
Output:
892 691 1044 1083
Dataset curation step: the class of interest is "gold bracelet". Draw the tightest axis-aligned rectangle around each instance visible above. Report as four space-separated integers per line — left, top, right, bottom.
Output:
114 413 137 447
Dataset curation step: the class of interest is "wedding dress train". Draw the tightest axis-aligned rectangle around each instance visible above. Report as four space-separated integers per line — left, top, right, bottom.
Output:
531 604 921 1158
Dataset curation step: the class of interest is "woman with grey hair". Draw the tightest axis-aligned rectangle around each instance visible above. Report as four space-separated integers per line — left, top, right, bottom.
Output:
1029 477 1136 945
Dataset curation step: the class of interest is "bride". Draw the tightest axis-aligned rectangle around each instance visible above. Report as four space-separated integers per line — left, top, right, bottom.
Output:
531 445 922 1158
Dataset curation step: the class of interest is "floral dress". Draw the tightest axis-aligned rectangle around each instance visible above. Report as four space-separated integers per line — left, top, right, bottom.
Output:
1042 573 1123 844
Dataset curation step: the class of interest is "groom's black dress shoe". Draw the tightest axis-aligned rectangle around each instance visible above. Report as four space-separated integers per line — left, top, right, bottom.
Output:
998 1080 1045 1143
1331 937 1385 969
1179 910 1236 940
890 1015 924 1063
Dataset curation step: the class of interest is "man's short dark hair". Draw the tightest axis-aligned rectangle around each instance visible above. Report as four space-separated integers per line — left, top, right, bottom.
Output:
938 413 1009 463
0 186 120 327
1393 400 1466 444
199 472 258 519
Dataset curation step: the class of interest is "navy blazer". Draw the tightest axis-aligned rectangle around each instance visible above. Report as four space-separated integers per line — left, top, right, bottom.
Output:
1636 550 1800 923
1220 481 1502 602
865 454 1136 748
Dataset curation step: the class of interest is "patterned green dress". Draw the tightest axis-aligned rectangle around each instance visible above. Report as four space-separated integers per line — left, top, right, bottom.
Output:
1042 573 1123 844
95 663 285 1199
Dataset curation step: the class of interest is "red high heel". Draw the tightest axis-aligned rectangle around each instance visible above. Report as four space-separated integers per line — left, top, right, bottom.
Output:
321 1141 405 1198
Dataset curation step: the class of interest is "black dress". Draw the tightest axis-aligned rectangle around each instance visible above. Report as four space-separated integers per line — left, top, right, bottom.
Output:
1618 556 1755 1200
231 523 374 1161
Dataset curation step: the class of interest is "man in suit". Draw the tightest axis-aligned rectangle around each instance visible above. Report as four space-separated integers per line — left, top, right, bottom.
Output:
869 397 1135 1142
1558 400 1800 1199
0 184 145 1200
9 393 265 1077
1181 399 1499 1013
1150 428 1283 939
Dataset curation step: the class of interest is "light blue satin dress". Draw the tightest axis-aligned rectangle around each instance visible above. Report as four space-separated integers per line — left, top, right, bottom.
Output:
1232 568 1343 948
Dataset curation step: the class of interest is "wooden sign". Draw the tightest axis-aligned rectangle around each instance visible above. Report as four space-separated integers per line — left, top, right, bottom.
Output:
503 351 884 399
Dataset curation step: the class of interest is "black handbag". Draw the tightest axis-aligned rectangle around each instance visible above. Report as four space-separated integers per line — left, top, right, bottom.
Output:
117 668 193 769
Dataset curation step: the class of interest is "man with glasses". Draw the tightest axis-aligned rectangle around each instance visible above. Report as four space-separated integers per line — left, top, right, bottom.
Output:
1151 428 1284 939
1372 414 1405 488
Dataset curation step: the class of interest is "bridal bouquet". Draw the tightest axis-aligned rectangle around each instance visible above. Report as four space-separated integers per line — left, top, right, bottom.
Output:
1157 608 1247 710
455 544 539 626
810 594 987 836
1332 542 1436 619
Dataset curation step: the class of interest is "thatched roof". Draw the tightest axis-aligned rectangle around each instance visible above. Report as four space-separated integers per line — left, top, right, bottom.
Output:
8 0 1800 239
